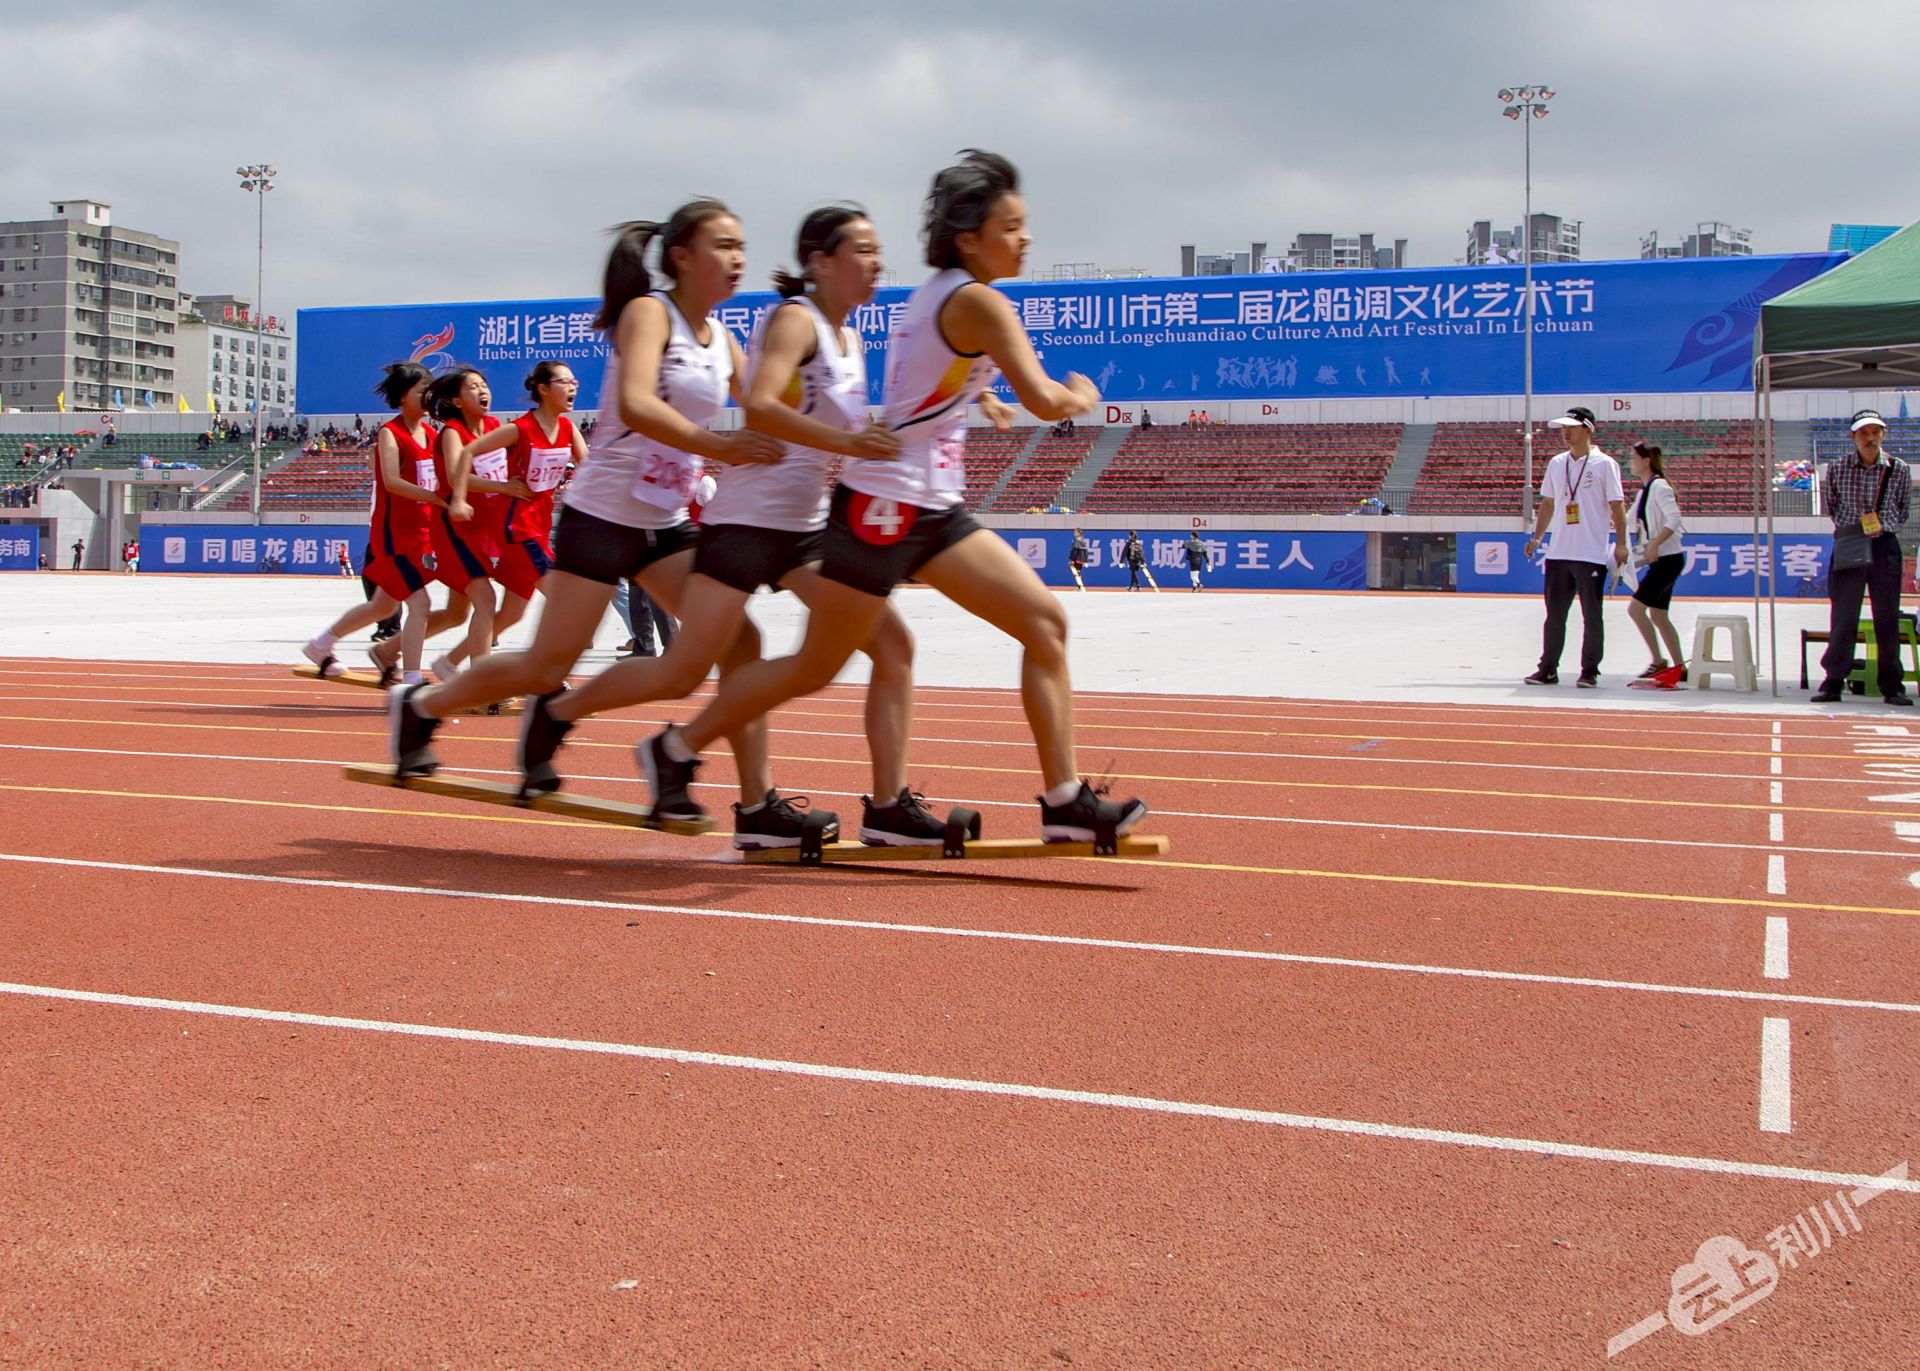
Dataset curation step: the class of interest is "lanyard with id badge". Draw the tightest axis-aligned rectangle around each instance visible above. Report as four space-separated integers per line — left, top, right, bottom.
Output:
1562 454 1590 526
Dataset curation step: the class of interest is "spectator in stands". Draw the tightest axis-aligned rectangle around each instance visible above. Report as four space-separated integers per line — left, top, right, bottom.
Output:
1522 406 1626 688
1813 409 1913 705
1623 442 1688 682
1124 530 1146 590
1140 408 1154 430
1187 409 1198 427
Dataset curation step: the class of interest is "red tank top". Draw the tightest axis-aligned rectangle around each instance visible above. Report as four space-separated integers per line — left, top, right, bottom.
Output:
441 415 507 537
373 417 438 550
506 411 575 542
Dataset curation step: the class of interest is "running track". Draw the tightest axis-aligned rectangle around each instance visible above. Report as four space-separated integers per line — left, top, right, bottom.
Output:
1 658 1917 1366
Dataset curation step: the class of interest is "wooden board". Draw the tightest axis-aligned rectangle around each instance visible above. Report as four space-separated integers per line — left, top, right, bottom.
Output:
292 665 521 716
345 763 713 836
742 835 1170 864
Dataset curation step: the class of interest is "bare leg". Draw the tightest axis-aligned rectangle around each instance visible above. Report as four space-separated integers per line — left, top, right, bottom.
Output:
397 587 433 672
1626 600 1662 663
552 568 750 723
493 590 534 640
1651 607 1685 667
635 556 769 803
444 579 499 669
916 529 1074 790
413 571 612 717
322 589 401 642
783 564 915 798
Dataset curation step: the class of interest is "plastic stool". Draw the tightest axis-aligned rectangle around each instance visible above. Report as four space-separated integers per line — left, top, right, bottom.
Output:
1691 614 1757 691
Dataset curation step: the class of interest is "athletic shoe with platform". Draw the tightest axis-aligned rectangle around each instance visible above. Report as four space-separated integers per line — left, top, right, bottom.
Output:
388 682 443 778
859 788 949 846
731 790 840 851
639 726 705 823
1039 780 1148 844
302 640 346 678
517 687 574 796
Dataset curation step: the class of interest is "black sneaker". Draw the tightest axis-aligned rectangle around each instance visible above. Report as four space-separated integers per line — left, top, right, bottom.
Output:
388 683 442 778
1576 672 1599 689
732 790 840 851
1886 692 1915 707
1636 661 1669 679
1810 683 1844 704
1523 669 1559 686
1039 781 1148 844
517 687 574 796
639 726 705 823
860 788 948 846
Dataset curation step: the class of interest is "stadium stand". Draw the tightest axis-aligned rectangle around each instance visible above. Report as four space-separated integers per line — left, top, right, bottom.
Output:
988 429 1097 511
1411 419 1771 516
1079 423 1401 514
958 425 1037 508
1810 416 1920 462
218 444 374 512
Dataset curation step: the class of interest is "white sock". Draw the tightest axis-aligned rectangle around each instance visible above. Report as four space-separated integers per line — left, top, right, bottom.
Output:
1043 780 1083 807
736 800 766 816
402 670 423 686
313 631 337 653
662 726 696 764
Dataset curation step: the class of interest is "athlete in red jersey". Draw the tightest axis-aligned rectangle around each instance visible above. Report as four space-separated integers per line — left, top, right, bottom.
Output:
300 362 446 681
457 361 585 643
422 366 521 679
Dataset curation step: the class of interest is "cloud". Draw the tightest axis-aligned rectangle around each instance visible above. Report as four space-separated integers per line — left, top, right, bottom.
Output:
5 0 1914 324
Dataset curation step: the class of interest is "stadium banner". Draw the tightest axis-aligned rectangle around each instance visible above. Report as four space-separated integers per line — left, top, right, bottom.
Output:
298 253 1844 414
1456 533 1835 597
999 529 1366 590
142 524 362 575
0 527 40 570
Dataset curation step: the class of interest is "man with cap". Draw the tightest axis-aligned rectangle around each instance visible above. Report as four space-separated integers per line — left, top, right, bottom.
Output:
1812 409 1913 705
1521 406 1627 687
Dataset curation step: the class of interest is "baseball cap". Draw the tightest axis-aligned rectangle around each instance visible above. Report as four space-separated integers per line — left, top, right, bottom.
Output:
1547 406 1597 431
1850 409 1888 432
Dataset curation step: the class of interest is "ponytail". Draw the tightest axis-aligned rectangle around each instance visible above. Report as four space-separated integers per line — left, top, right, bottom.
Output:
773 202 870 298
593 198 736 330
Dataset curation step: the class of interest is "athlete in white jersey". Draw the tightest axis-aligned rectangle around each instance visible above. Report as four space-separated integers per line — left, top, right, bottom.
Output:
391 200 820 844
644 152 1150 844
521 208 947 846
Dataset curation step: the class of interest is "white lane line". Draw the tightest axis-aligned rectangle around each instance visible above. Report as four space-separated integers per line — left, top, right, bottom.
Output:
1759 1018 1793 1134
1769 812 1785 843
1771 757 1784 776
1763 918 1790 980
1771 737 1783 754
1767 854 1787 895
3 849 1920 1018
2 979 1904 1194
5 741 1914 861
1773 722 1782 735
1771 782 1785 805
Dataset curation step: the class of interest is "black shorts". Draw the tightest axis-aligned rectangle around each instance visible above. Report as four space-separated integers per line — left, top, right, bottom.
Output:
1632 552 1685 611
818 485 983 597
551 504 697 585
693 523 825 594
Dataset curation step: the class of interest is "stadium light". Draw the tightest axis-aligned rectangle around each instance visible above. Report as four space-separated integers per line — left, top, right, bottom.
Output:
1495 86 1555 525
237 163 276 524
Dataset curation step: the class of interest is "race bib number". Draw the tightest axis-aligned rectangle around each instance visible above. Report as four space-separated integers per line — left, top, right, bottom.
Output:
632 445 702 510
929 430 967 494
415 458 439 494
848 492 917 546
471 449 508 482
525 446 570 493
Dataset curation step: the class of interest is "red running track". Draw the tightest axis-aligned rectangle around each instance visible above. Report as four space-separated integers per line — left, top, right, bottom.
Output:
0 659 1917 1367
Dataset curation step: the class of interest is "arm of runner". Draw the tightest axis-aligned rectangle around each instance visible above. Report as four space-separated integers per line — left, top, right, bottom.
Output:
457 423 532 498
743 303 899 461
377 427 443 507
438 427 474 522
942 283 1096 422
977 388 1016 431
616 299 782 466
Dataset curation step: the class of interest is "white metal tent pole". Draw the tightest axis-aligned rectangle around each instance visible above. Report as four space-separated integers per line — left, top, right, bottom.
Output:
1762 355 1778 696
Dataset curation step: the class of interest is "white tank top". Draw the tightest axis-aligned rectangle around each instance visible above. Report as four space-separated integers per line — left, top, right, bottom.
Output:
853 268 995 511
703 296 867 533
563 292 731 530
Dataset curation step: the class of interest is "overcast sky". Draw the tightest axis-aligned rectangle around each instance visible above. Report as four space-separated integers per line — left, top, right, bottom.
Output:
7 0 1915 316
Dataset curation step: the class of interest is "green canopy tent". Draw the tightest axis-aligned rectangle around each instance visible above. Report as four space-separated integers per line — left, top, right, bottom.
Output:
1752 221 1920 693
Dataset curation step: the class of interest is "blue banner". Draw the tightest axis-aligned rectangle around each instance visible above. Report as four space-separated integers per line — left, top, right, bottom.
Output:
999 529 1366 591
297 254 1843 414
143 525 365 575
1457 533 1835 597
0 526 40 570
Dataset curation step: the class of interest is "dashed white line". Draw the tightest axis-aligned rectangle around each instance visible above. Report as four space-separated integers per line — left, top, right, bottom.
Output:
1767 854 1788 895
1769 812 1785 843
1759 1018 1793 1134
1770 782 1785 805
1771 757 1784 776
1763 918 1790 980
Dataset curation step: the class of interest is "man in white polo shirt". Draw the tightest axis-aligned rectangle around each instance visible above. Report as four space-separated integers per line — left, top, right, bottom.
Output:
1521 406 1627 687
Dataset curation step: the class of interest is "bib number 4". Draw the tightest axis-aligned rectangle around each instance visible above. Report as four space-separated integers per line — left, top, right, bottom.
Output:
849 492 916 546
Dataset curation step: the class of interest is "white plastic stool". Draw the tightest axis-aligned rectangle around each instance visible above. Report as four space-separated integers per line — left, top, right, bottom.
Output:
1691 614 1757 691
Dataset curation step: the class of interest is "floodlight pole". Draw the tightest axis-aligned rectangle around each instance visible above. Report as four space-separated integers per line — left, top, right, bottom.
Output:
238 163 276 525
1498 86 1553 525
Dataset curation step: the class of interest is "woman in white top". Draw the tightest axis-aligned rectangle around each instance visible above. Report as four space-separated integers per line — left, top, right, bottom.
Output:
643 151 1149 845
390 201 788 805
1621 440 1689 681
521 206 951 848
